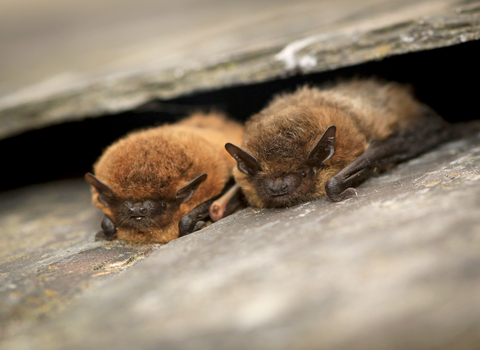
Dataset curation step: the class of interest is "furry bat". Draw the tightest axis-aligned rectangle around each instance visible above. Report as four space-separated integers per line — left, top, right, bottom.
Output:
85 112 243 243
225 78 453 208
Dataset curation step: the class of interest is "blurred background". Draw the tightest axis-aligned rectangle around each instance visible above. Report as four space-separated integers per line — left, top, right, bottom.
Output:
1 0 384 98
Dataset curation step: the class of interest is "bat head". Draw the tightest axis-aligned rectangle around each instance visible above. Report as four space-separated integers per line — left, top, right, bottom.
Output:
85 172 207 232
226 125 336 208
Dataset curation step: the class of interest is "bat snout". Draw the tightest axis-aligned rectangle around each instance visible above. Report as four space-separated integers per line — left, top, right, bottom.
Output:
266 174 301 197
125 200 155 220
117 199 169 230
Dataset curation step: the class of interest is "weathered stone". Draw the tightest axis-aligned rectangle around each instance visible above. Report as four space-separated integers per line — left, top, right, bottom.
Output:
1 130 480 349
0 180 159 341
1 0 479 139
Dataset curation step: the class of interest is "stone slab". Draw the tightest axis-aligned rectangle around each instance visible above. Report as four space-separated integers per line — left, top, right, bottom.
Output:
0 180 159 341
1 130 480 349
1 0 479 139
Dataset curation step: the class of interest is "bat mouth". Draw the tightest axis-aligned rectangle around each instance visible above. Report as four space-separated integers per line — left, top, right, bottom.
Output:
261 188 306 208
270 191 289 197
130 216 146 221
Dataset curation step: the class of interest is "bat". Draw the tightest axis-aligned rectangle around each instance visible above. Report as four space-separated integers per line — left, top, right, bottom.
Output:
225 78 453 208
85 112 243 243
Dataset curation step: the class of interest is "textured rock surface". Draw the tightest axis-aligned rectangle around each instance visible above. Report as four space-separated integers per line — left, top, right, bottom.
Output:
0 181 159 341
1 0 479 139
1 130 480 349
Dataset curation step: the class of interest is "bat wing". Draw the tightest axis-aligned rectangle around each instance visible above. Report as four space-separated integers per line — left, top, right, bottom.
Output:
326 106 452 202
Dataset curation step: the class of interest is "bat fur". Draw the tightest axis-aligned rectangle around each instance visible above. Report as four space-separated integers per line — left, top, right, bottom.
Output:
86 112 243 243
226 78 451 208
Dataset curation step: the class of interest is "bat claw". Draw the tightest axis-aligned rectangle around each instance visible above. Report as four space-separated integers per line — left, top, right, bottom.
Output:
348 187 359 199
194 221 206 231
326 176 359 202
178 218 207 237
329 187 358 202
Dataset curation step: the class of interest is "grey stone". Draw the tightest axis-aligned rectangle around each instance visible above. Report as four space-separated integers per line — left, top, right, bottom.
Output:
1 0 479 139
1 130 480 349
0 180 159 341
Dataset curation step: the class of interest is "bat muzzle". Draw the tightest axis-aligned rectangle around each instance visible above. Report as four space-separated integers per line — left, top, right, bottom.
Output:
125 200 155 220
266 174 301 197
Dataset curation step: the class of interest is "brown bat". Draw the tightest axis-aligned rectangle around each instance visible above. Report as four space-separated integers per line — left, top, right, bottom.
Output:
85 112 243 243
225 78 453 208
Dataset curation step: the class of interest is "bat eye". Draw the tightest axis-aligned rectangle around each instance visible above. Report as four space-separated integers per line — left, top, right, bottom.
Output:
301 171 307 178
160 202 167 208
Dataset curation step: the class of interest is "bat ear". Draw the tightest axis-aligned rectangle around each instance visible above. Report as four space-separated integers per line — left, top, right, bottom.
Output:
225 143 262 176
307 125 336 168
85 173 114 207
176 173 208 204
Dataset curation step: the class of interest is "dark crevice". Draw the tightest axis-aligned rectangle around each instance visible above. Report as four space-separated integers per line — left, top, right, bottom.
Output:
1 40 479 193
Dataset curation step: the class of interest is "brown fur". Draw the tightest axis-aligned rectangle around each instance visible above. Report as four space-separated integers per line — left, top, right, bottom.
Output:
89 111 243 243
234 78 424 208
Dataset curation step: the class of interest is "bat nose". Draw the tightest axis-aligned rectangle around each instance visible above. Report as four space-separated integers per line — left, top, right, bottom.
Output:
267 175 300 196
268 182 287 195
127 201 153 218
127 207 146 215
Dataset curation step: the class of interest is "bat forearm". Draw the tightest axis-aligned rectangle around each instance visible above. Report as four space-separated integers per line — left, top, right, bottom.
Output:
209 184 241 221
178 199 214 236
95 214 117 241
326 110 452 202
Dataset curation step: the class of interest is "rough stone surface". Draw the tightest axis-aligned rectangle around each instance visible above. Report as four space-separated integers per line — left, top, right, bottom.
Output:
1 0 479 139
1 130 480 350
0 181 159 341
